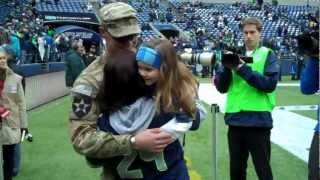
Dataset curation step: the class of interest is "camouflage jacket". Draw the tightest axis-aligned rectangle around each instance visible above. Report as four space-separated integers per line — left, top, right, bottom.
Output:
69 57 133 159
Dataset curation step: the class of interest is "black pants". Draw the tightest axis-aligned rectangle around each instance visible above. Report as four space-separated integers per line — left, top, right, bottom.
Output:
3 144 15 180
228 126 273 180
308 133 319 180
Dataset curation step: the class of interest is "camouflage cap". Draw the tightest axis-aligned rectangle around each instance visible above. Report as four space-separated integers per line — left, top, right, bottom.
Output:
99 2 141 38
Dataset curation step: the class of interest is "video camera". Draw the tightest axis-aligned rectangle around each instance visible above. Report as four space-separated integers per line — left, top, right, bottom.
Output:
296 30 319 57
222 51 253 63
221 50 253 69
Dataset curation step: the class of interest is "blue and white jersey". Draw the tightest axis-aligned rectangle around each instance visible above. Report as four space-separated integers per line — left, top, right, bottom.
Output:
95 97 206 180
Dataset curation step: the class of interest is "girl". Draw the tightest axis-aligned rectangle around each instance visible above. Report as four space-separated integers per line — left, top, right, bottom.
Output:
0 46 27 180
133 38 206 179
92 39 205 180
136 38 200 119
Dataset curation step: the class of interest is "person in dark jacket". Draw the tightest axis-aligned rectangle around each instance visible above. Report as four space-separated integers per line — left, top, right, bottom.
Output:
84 44 97 66
299 34 319 180
65 41 86 88
215 17 279 180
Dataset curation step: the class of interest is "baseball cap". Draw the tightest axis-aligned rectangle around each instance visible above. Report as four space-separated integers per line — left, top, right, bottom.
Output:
99 2 141 38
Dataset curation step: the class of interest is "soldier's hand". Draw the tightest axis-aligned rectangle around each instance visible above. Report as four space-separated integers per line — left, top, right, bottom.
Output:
133 128 172 153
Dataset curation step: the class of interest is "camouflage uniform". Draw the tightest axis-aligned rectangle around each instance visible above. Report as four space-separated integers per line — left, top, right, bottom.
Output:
68 2 141 180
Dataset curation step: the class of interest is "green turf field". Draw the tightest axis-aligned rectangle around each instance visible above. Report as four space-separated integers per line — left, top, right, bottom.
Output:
15 81 315 180
276 86 319 119
16 97 101 180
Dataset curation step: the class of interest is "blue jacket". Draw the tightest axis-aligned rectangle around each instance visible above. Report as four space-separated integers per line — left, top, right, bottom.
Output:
10 35 21 59
97 111 192 180
300 57 319 133
92 101 204 180
300 57 319 95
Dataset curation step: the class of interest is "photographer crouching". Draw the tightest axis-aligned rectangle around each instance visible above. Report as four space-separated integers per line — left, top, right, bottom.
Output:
297 27 319 180
0 46 28 180
215 17 279 180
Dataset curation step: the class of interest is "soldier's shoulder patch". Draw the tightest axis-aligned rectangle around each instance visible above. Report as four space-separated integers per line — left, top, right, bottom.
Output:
72 84 94 97
72 94 93 119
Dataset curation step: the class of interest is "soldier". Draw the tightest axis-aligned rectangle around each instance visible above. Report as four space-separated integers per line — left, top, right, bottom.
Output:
68 2 172 179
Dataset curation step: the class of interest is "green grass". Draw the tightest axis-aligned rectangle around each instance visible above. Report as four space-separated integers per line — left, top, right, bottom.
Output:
276 86 319 119
276 86 319 106
15 85 312 180
184 104 308 180
279 75 300 83
197 77 212 83
16 97 101 180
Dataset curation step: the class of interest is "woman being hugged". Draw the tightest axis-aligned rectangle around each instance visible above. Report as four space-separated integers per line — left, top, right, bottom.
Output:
0 46 27 180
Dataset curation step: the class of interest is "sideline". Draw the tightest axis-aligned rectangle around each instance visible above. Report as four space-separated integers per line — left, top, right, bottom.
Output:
185 156 202 180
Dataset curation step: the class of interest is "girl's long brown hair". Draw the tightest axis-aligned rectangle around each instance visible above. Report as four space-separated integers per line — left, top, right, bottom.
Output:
146 38 198 117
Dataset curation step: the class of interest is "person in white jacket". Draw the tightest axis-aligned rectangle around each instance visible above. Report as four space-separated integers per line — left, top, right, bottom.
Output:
0 46 27 180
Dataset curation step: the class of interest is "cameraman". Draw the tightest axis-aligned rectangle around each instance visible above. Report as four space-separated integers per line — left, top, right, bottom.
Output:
215 17 279 180
298 31 319 180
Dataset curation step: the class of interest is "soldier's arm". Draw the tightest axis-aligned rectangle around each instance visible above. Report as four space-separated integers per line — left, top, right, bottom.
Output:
69 86 133 158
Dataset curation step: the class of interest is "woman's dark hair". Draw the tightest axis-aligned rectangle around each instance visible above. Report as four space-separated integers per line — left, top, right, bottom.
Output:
98 49 145 114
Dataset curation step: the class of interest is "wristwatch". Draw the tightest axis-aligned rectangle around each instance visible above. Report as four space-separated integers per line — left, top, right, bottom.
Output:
129 136 136 146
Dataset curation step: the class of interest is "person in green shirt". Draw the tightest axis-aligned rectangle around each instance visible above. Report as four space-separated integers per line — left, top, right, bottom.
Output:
215 17 279 180
64 41 86 88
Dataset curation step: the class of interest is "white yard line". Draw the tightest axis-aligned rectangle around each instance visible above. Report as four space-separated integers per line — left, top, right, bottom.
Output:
271 110 316 162
277 83 299 87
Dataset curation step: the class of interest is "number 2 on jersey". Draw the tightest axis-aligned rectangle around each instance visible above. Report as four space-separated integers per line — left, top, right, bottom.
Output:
117 151 168 179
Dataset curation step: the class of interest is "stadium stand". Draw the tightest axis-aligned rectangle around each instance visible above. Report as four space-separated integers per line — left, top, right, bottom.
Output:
0 0 317 110
0 0 318 77
36 0 90 13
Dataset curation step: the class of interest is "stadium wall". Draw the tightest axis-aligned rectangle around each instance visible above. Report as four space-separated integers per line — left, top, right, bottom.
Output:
19 63 69 110
25 71 69 110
